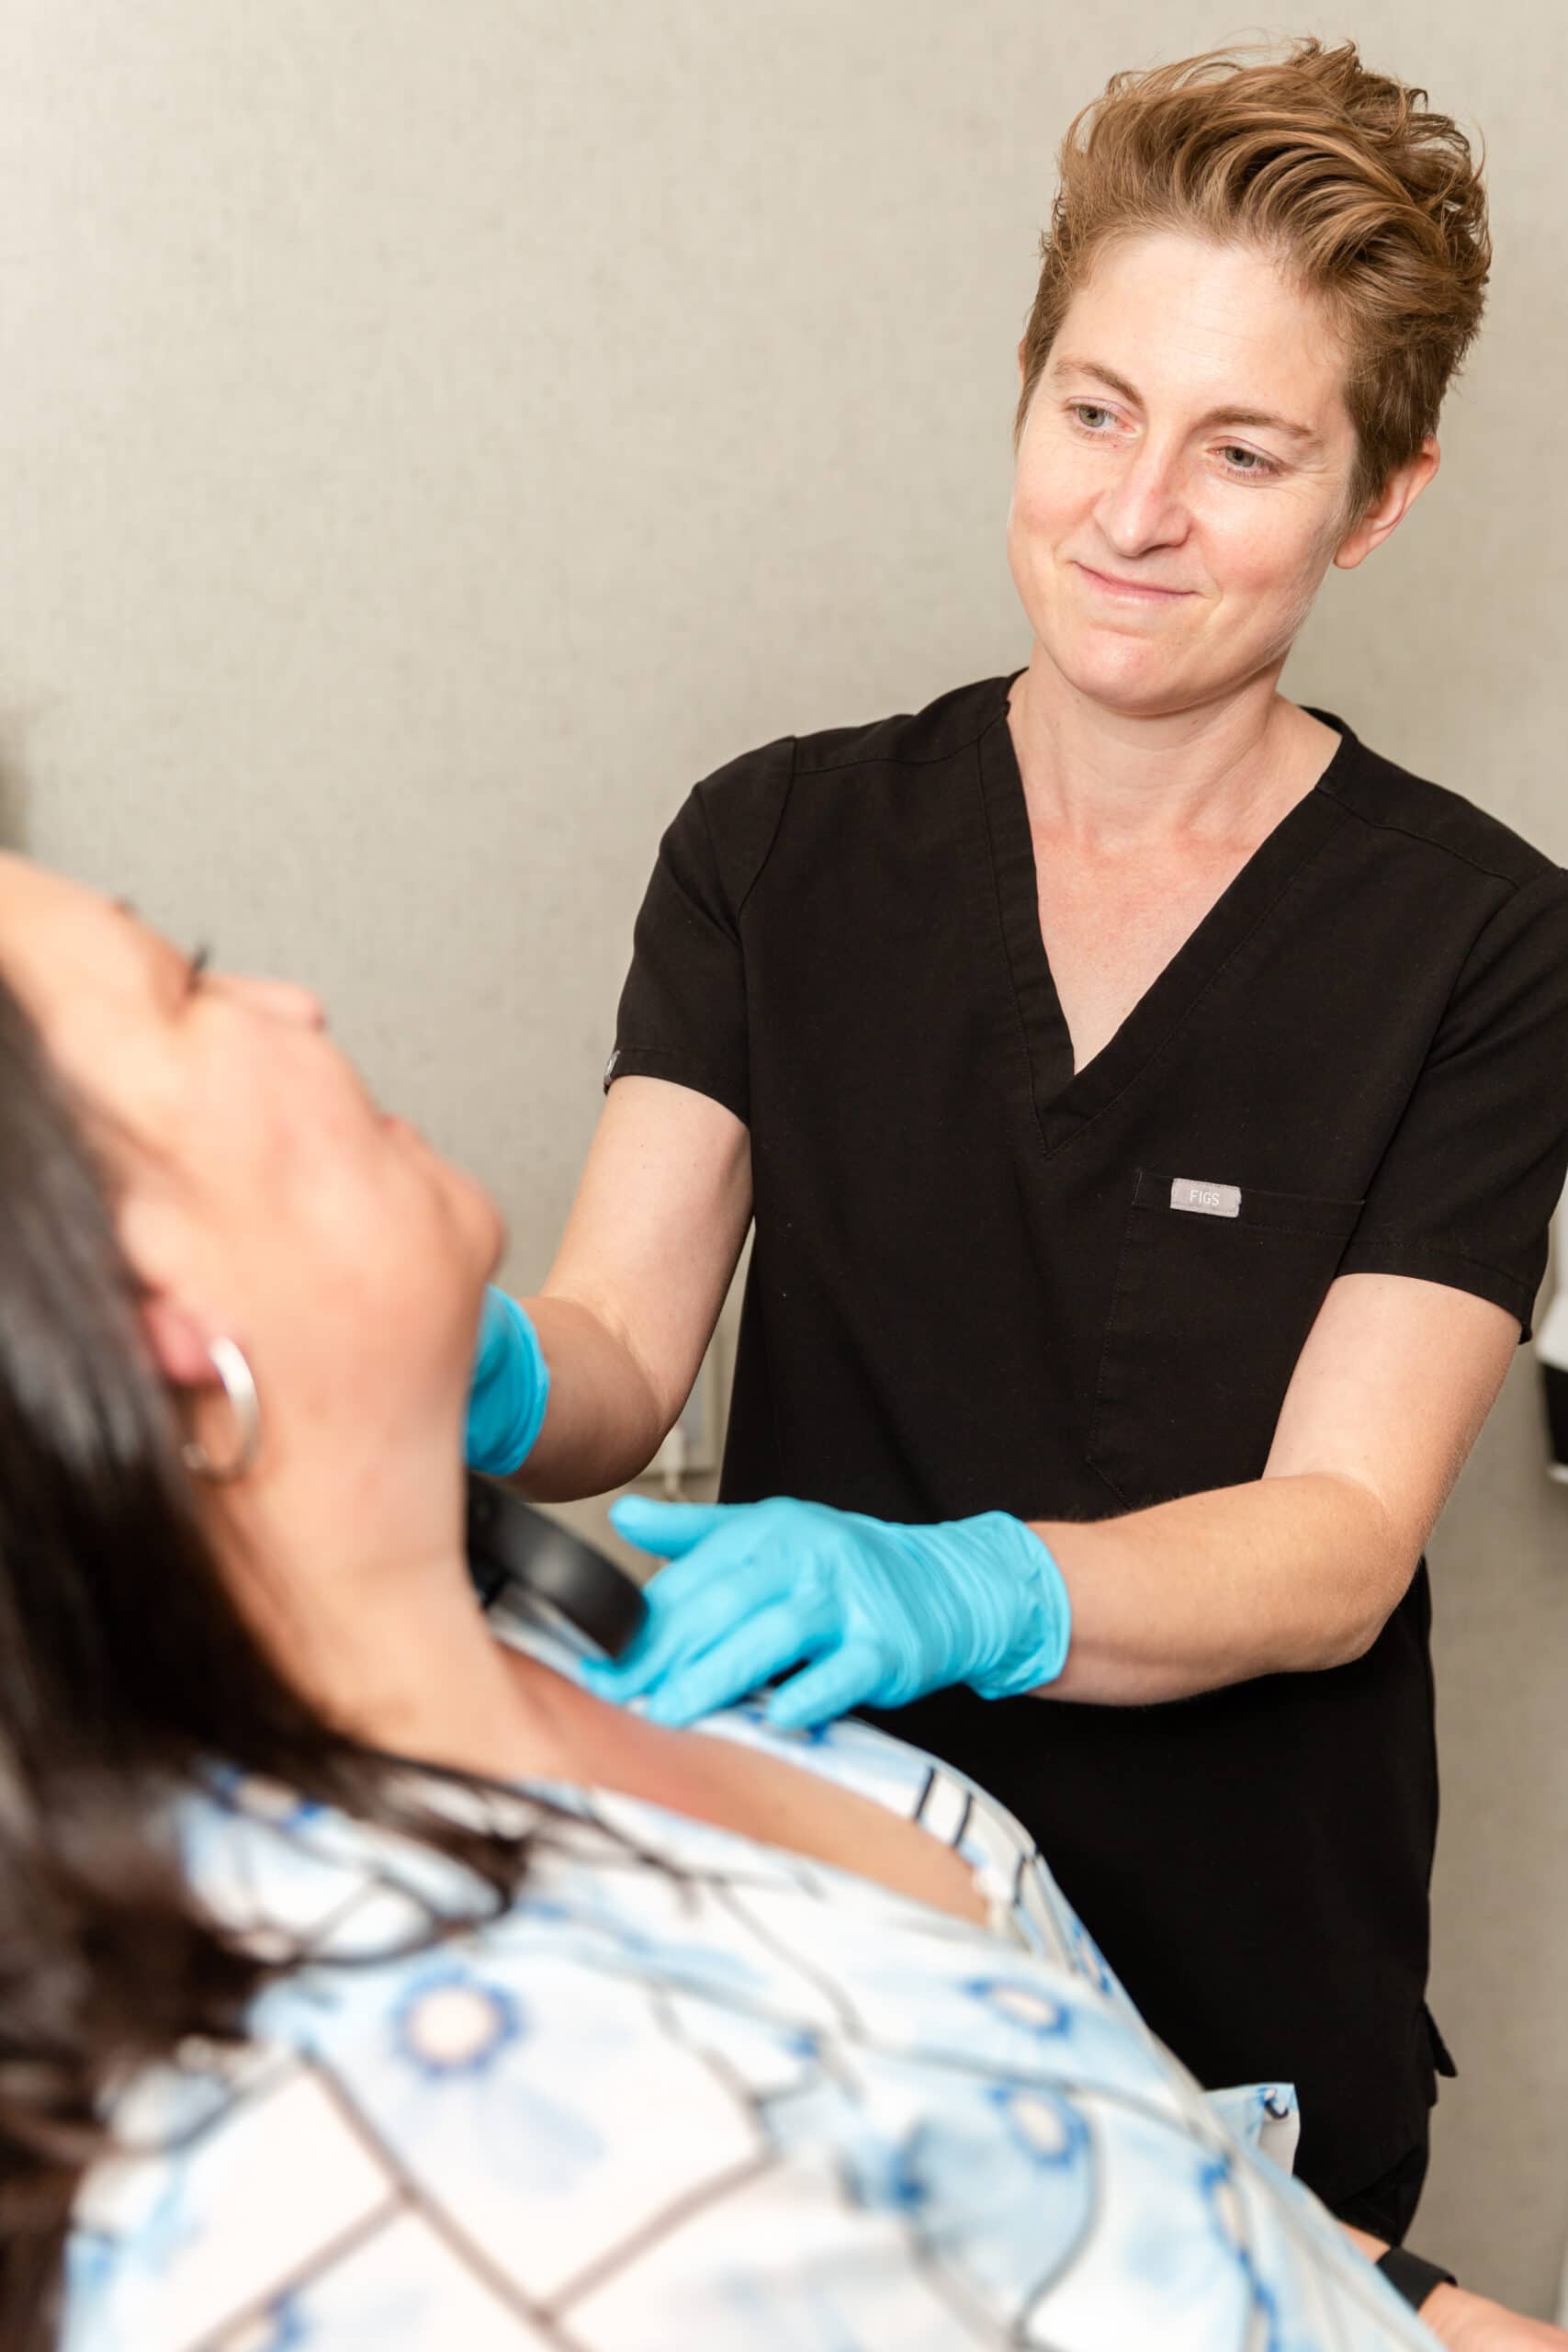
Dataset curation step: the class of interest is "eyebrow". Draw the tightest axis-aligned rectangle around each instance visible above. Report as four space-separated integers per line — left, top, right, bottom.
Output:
1049 355 1321 447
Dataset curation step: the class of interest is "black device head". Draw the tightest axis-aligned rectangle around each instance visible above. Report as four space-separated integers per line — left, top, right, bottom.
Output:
464 1473 647 1660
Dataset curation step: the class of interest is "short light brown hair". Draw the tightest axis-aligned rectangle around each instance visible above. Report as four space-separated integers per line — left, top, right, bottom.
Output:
1017 40 1490 513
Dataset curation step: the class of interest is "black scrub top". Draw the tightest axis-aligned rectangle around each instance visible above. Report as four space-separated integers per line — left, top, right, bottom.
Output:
607 673 1568 2207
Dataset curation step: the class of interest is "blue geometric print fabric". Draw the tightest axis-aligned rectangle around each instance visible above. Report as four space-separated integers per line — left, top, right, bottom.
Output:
63 1624 1438 2350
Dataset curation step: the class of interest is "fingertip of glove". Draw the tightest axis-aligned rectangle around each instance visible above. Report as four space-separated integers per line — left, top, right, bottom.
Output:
639 1693 701 1730
609 1495 687 1547
761 1690 818 1735
577 1659 635 1700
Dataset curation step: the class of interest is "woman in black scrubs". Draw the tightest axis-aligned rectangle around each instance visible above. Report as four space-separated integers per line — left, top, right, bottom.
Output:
466 40 1568 2249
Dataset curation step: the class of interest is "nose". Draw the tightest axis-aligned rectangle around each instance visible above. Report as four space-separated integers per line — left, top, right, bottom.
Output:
1095 435 1190 561
223 974 327 1030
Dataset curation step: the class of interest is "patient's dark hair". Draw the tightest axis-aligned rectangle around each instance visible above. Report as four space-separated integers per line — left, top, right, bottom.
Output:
0 961 525 2349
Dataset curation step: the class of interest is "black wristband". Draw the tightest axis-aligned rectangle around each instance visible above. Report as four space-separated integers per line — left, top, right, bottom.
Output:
1377 2246 1457 2311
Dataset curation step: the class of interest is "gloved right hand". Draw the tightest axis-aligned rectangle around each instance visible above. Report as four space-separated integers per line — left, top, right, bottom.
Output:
464 1287 550 1476
581 1494 1070 1728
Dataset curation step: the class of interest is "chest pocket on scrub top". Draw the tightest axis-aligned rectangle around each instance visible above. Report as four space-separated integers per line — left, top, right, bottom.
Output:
1086 1170 1364 1511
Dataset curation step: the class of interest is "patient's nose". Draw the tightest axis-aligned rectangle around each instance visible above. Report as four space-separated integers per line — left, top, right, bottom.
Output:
224 974 327 1029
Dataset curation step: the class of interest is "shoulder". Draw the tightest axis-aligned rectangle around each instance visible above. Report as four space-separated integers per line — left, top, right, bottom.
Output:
693 674 1010 824
1317 718 1565 900
685 676 1012 907
788 673 1014 778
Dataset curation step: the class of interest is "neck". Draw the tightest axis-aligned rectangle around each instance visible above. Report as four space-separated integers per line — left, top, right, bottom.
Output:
211 1431 569 1782
1009 645 1328 853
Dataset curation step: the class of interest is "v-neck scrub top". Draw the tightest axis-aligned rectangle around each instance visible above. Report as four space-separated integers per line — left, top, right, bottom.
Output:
607 673 1568 2207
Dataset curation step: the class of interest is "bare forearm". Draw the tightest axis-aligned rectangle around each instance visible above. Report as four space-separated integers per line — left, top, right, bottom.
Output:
1338 2230 1565 2349
1034 1473 1411 1705
503 1079 751 1503
506 1295 666 1501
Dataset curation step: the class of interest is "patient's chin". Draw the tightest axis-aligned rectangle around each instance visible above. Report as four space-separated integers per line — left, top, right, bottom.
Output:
443 1157 507 1276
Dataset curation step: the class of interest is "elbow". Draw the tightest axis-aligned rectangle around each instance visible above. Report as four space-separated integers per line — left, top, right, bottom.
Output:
518 1289 671 1498
1319 1608 1395 1671
1312 1478 1422 1669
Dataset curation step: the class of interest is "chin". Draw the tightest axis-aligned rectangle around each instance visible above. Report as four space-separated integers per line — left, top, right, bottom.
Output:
464 1181 508 1277
1045 629 1206 719
429 1152 506 1278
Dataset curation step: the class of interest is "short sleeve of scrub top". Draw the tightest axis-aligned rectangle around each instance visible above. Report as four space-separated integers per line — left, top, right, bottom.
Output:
1334 862 1568 1327
606 733 793 1127
606 674 1568 2211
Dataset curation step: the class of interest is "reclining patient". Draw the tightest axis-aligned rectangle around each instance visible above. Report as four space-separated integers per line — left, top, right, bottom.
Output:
0 855 1551 2352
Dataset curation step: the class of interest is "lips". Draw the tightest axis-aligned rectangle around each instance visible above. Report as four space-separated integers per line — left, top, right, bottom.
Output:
1073 561 1193 601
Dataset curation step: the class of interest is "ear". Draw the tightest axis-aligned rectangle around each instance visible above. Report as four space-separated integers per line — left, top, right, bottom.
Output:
1334 437 1440 572
115 1184 221 1387
140 1290 220 1388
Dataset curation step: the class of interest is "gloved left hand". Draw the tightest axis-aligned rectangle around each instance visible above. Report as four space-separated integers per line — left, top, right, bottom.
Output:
579 1495 1071 1729
465 1286 551 1476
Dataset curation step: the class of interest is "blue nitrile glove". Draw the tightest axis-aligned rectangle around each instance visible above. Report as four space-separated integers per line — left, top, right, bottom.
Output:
464 1286 551 1476
579 1495 1071 1729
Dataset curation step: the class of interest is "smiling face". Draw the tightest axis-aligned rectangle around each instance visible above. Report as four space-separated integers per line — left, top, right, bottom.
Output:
0 854 502 1483
1008 230 1424 720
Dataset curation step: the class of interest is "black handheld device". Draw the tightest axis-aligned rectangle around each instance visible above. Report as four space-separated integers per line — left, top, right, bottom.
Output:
465 1472 647 1660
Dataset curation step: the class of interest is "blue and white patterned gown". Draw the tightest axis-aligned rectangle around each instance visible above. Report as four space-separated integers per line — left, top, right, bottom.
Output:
63 1609 1439 2350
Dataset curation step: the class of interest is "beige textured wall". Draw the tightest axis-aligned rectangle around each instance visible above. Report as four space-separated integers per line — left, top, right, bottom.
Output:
1 0 1563 2314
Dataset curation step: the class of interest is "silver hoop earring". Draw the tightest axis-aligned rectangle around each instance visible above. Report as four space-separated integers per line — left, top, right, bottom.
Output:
182 1335 262 1484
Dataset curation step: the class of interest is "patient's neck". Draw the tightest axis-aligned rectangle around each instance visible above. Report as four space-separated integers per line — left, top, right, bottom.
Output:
214 1430 573 1782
